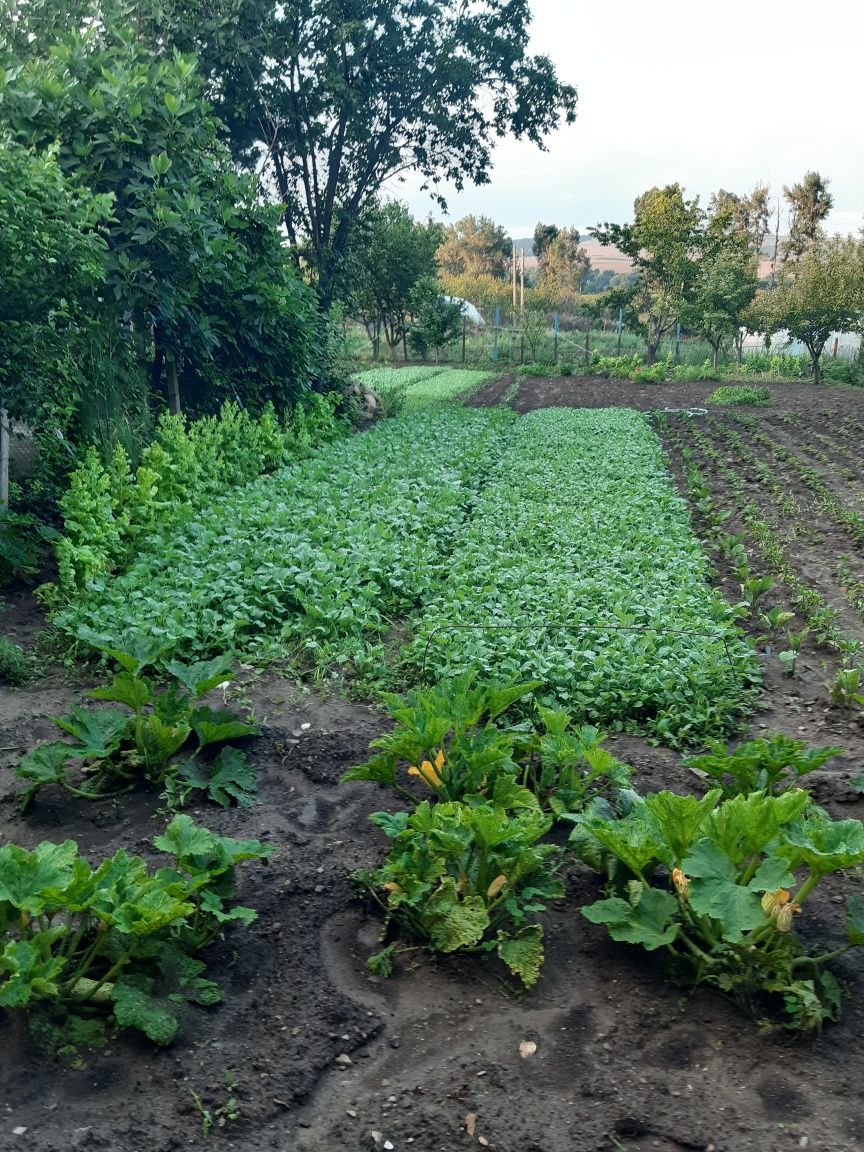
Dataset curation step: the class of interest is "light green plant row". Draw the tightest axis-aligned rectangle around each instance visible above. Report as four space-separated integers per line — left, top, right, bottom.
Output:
49 396 347 601
55 409 516 670
357 366 498 411
403 408 758 745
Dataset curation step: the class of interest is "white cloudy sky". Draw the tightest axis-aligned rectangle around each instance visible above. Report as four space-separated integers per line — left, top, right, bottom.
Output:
396 0 864 238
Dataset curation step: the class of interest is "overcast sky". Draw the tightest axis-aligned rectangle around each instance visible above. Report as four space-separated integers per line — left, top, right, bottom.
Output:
395 0 864 238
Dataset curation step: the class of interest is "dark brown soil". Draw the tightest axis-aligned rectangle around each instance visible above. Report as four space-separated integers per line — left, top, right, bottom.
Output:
2 376 864 1152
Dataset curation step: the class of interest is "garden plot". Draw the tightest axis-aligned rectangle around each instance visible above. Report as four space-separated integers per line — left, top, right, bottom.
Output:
59 406 756 743
357 364 498 410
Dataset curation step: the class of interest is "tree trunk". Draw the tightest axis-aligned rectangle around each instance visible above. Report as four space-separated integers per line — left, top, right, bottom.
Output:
811 352 821 384
711 343 719 371
645 338 659 365
166 358 181 415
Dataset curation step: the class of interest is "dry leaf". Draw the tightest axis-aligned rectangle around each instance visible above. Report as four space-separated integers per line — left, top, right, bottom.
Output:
519 1040 537 1059
466 1113 477 1137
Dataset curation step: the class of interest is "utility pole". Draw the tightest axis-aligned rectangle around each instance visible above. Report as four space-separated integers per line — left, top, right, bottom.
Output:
512 240 517 325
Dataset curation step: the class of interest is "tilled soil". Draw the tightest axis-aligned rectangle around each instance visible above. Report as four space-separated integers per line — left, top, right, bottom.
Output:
2 376 864 1152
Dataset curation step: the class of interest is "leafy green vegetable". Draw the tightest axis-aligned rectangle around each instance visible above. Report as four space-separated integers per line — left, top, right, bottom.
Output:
15 636 258 809
355 799 563 987
573 788 864 1031
0 820 271 1044
683 734 841 797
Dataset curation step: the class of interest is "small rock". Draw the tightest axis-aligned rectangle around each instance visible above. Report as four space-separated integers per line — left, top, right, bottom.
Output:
389 1035 401 1049
335 1053 353 1068
12 1128 27 1137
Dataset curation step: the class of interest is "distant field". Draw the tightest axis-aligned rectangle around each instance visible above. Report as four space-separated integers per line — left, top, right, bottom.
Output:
357 365 498 410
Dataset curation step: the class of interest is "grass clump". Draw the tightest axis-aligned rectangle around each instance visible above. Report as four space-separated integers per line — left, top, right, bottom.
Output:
0 635 30 686
707 385 772 407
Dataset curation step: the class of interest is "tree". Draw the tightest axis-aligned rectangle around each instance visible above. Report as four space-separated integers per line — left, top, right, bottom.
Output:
592 184 704 363
1 4 322 417
783 171 833 262
759 233 864 383
436 215 513 280
709 184 772 259
150 0 577 305
536 227 590 311
349 200 442 356
407 278 463 361
685 244 759 369
532 223 560 262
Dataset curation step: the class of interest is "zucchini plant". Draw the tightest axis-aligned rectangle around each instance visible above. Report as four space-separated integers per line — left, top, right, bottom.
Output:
355 796 564 988
571 788 864 1031
0 816 273 1045
16 633 258 810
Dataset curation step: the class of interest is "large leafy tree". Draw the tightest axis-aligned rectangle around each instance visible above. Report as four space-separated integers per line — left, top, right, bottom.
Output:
1 3 321 416
758 233 864 383
156 0 577 305
535 226 590 311
592 185 704 363
783 171 833 262
436 214 513 280
684 206 759 369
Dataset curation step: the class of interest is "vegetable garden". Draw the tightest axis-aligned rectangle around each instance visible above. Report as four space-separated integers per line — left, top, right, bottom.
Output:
3 371 864 1152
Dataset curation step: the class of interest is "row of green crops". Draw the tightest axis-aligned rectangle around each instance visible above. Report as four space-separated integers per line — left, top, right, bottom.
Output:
56 407 758 743
356 365 497 411
404 408 757 744
56 409 514 669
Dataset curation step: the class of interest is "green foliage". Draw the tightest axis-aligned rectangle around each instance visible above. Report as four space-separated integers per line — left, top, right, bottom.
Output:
16 638 257 808
51 397 345 597
406 278 464 359
56 407 757 743
0 2 328 524
0 817 272 1044
0 635 30 686
827 667 864 710
707 386 772 406
345 675 631 819
683 735 841 798
573 788 864 1030
356 366 497 412
355 799 563 987
348 200 443 351
589 351 669 383
754 234 864 383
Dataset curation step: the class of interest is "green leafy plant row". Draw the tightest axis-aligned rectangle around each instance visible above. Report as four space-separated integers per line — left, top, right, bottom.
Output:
55 408 516 670
406 407 758 744
0 816 273 1046
706 385 773 406
49 396 346 600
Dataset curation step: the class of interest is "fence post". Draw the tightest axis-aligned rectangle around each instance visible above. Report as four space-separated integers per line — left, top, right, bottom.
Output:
462 315 467 363
0 409 9 510
833 336 839 358
584 329 589 365
674 323 681 364
553 314 559 363
616 307 623 356
493 307 500 364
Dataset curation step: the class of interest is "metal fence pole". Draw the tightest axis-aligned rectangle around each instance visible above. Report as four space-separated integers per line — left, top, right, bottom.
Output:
616 308 623 356
0 409 9 510
553 314 559 363
493 307 500 364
